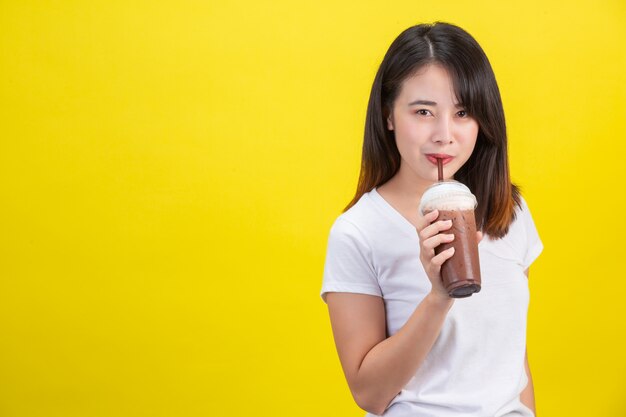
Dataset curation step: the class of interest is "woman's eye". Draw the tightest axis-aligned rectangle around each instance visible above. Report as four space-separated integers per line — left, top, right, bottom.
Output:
416 109 431 116
457 110 468 117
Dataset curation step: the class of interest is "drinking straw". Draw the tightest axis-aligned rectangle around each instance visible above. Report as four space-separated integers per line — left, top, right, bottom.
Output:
437 158 444 182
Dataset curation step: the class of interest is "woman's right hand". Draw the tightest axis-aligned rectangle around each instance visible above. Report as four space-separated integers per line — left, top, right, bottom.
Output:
415 209 455 300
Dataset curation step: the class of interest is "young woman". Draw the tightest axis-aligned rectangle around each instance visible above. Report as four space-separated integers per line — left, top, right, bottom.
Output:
321 22 543 416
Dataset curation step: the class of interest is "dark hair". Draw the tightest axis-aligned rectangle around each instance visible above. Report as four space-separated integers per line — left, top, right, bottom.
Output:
345 21 520 238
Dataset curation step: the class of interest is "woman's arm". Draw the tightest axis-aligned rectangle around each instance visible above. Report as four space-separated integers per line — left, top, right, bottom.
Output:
520 348 536 414
326 291 453 415
325 209 464 415
521 268 536 414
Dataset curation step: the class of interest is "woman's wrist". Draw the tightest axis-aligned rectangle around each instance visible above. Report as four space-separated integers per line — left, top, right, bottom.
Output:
426 291 455 310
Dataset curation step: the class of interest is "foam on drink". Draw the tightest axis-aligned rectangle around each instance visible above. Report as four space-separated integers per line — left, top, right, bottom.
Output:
419 182 477 213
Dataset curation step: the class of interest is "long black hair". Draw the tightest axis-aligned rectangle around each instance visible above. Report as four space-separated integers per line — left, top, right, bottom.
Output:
346 22 520 238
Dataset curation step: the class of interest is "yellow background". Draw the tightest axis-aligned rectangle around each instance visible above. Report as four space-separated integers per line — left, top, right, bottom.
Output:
1 1 625 416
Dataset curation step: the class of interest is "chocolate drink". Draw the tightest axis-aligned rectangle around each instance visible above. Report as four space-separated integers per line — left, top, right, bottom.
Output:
419 180 481 298
434 209 481 298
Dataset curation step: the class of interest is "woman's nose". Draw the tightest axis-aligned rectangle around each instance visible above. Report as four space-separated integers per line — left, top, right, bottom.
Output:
432 116 453 144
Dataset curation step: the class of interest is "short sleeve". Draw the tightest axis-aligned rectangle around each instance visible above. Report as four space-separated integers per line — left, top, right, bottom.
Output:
519 197 544 270
320 217 382 304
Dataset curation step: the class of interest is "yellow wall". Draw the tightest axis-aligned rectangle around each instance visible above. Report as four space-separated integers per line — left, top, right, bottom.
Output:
1 1 624 416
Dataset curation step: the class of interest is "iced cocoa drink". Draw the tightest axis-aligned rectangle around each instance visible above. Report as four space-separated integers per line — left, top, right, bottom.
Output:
419 181 481 298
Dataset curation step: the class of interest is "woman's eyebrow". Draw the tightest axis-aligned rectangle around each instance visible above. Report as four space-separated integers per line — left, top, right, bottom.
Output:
408 99 437 106
407 100 464 108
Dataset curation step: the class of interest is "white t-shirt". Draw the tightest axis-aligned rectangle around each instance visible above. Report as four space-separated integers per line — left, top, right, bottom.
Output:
321 188 543 417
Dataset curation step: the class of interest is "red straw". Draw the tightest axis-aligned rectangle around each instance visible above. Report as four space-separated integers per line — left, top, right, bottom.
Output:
437 158 443 181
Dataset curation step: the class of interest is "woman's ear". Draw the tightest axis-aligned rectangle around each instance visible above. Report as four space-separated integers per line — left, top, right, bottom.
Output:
387 115 394 131
384 107 394 131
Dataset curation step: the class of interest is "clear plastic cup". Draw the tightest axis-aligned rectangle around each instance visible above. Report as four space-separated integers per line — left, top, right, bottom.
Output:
419 181 481 298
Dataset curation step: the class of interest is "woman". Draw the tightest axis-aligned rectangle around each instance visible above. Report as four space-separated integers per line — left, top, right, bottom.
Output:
321 22 543 416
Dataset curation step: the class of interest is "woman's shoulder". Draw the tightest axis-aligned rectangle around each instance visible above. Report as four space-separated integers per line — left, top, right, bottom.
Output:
513 194 540 231
481 193 543 268
487 194 536 239
326 189 391 253
331 190 378 230
516 194 533 213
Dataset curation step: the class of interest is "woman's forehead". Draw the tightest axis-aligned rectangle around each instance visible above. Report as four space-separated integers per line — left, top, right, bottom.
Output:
397 65 460 105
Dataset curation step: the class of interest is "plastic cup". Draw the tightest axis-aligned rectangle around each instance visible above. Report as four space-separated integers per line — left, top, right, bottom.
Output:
419 181 481 298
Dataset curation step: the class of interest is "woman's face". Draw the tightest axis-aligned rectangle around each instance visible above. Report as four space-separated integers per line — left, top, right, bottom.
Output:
387 64 479 185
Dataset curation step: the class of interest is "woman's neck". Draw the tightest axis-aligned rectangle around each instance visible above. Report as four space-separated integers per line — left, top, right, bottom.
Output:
380 163 435 201
377 167 435 227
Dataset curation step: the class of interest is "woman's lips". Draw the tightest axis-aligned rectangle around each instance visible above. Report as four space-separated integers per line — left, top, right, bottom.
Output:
425 154 453 165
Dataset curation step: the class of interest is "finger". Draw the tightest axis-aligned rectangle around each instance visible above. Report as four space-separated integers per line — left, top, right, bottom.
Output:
419 219 453 241
422 233 455 250
431 247 455 267
415 209 439 231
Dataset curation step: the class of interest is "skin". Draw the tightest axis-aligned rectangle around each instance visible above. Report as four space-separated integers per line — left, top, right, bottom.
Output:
521 269 537 413
326 64 536 415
